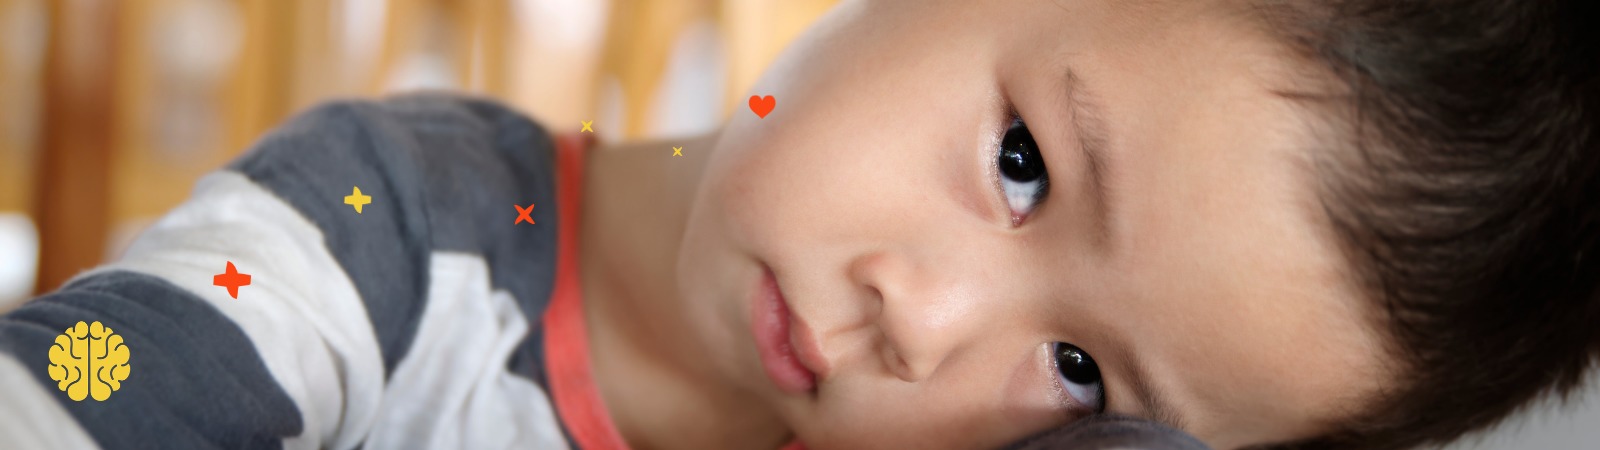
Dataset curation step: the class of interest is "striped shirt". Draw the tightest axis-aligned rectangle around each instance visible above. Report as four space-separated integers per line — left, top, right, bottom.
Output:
0 94 627 449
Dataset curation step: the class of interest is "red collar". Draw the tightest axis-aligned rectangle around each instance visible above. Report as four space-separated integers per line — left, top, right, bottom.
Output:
544 133 631 450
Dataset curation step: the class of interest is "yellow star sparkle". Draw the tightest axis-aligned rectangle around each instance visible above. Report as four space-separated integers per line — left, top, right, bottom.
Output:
581 121 594 133
344 186 372 214
672 146 683 157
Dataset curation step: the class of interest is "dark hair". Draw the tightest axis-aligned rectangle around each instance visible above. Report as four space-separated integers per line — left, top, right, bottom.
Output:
1257 0 1600 448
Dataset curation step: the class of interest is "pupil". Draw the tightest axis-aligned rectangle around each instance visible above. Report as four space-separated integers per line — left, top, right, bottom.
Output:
1055 343 1100 385
999 121 1045 182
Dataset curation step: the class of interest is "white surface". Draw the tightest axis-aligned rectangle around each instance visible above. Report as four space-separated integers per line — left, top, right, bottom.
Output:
512 0 609 48
0 213 37 310
1447 368 1600 449
0 354 101 449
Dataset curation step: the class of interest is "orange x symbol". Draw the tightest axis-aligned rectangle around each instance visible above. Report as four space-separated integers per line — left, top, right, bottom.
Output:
515 204 535 224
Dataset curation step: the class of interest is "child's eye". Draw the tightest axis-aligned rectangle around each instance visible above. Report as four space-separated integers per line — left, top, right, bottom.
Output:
1053 342 1106 412
997 117 1050 219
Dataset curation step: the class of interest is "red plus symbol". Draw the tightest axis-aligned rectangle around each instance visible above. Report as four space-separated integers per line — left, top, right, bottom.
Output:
213 261 252 299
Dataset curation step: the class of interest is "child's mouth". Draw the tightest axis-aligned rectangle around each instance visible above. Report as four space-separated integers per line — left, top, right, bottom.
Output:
751 265 825 395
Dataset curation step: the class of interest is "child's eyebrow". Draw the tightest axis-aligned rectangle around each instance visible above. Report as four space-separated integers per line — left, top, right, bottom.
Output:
1126 349 1192 433
1061 68 1115 249
1059 66 1186 432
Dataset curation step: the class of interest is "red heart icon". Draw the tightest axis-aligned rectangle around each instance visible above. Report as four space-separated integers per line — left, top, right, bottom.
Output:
749 95 776 119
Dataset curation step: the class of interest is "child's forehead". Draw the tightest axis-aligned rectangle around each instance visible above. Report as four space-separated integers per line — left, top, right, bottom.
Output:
835 0 1321 92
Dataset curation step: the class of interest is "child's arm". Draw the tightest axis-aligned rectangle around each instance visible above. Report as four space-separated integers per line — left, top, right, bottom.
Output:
0 94 569 449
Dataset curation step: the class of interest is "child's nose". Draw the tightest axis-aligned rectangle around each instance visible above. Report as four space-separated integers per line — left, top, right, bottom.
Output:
848 250 993 383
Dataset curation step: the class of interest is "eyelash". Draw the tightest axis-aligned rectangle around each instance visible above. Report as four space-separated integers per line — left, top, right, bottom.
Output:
1052 342 1107 414
991 110 1052 224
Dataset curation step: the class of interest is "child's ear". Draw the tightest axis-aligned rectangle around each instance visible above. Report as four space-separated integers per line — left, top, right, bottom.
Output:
1004 415 1210 450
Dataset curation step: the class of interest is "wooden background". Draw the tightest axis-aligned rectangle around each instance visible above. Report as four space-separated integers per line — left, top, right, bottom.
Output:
0 0 837 302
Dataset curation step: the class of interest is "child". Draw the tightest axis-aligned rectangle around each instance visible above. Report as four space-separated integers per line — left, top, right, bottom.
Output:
2 0 1597 448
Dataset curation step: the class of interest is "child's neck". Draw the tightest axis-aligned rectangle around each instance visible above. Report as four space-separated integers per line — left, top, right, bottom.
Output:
578 130 790 450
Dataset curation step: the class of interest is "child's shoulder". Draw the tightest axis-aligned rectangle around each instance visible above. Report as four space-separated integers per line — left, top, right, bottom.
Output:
0 93 578 448
231 92 563 324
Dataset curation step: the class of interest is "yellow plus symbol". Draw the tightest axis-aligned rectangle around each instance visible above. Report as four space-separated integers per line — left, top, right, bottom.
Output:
344 186 372 214
581 121 594 133
672 146 683 156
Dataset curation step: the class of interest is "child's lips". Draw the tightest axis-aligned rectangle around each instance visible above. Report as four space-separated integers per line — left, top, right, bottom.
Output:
751 265 828 394
788 304 830 379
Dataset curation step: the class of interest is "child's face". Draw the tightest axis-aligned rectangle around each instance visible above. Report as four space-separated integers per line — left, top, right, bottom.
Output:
677 0 1390 447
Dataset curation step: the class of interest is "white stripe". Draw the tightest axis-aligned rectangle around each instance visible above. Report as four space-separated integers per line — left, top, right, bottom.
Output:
365 252 569 449
0 353 102 449
83 171 386 450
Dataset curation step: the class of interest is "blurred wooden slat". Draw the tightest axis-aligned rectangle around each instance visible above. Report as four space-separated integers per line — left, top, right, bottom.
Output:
596 0 837 138
241 0 296 138
371 0 455 93
450 0 510 94
33 0 118 294
106 0 247 261
719 0 836 114
601 0 713 138
287 0 332 111
24 0 843 296
501 1 608 129
0 0 44 214
109 0 176 236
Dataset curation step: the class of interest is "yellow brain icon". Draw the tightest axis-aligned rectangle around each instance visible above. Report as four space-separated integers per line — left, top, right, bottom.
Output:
47 321 131 401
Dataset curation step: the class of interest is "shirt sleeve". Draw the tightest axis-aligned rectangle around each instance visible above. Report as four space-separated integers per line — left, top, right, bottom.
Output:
0 94 568 450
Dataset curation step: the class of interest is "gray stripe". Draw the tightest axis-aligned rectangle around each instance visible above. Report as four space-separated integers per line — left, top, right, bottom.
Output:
0 271 303 449
228 94 560 375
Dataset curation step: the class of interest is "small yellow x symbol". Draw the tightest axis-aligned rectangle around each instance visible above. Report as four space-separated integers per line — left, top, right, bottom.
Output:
672 146 683 156
581 121 594 133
